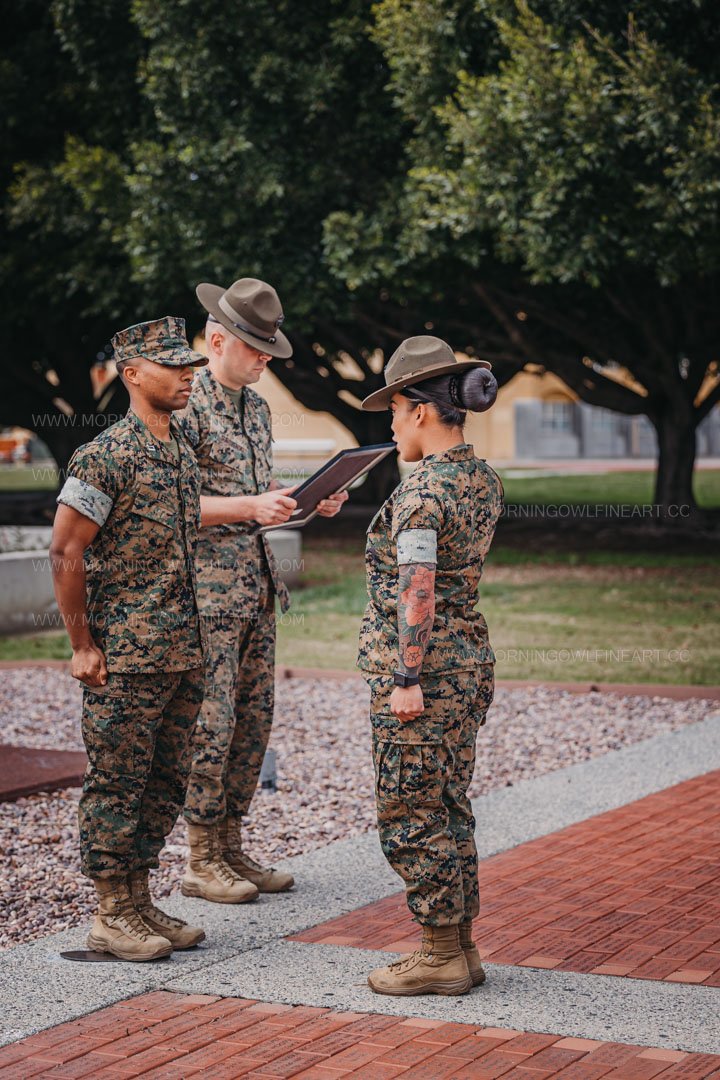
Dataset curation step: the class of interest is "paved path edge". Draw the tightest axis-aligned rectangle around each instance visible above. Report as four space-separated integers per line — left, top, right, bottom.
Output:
0 711 718 1051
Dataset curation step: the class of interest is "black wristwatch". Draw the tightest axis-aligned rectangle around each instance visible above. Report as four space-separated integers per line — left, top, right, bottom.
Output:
393 670 420 688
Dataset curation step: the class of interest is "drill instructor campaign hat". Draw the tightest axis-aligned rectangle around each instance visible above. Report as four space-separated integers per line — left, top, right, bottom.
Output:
112 316 208 368
196 277 293 359
361 334 492 411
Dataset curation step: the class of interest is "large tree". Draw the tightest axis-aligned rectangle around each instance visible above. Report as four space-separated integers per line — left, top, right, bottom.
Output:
0 0 149 468
3 0 718 515
1 0 425 498
324 0 720 514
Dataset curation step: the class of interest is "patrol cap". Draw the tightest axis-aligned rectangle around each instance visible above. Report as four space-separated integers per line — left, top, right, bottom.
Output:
112 316 208 368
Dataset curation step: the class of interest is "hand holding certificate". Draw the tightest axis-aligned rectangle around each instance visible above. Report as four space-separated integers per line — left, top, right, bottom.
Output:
260 443 396 533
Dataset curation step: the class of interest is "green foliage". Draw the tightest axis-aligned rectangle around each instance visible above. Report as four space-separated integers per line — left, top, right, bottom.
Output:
327 0 720 512
329 0 720 289
121 0 402 324
2 0 719 514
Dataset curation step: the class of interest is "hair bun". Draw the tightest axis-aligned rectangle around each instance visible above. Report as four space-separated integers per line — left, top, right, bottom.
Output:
459 367 498 412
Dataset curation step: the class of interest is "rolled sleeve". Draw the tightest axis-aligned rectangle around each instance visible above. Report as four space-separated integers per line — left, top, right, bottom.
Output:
397 528 437 565
57 443 123 527
57 476 113 527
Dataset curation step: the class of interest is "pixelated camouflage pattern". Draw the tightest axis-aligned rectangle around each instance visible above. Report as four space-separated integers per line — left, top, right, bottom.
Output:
57 476 114 527
369 667 495 925
59 412 204 673
358 444 503 674
179 368 290 615
79 668 205 878
184 587 276 824
112 316 208 367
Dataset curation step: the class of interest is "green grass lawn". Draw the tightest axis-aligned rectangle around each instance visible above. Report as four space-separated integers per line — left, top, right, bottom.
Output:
0 632 71 662
499 468 720 509
3 545 716 684
2 463 719 506
274 538 718 685
0 464 58 490
1 479 717 685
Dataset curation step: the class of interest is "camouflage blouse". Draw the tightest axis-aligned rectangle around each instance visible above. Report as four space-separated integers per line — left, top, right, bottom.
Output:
57 411 204 673
358 444 503 675
178 368 290 616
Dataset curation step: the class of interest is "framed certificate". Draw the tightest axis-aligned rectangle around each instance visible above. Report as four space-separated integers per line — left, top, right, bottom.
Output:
260 443 396 532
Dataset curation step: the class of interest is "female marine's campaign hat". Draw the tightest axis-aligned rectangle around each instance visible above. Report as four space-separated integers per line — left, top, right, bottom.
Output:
196 277 293 359
361 335 492 411
112 316 208 367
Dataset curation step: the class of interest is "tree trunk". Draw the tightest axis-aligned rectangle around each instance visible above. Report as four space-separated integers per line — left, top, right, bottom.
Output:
651 403 698 521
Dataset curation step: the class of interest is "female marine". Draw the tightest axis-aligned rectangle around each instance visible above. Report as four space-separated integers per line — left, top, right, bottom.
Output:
358 335 503 996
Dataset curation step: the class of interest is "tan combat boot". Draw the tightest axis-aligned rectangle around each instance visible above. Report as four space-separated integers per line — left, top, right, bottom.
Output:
87 878 173 962
181 823 259 904
128 870 206 949
460 919 486 986
218 818 294 893
368 924 472 997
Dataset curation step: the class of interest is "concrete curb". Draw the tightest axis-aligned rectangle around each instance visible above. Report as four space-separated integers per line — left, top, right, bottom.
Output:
166 941 720 1055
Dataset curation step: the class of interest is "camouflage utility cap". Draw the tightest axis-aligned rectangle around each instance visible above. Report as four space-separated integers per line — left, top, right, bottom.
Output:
112 316 208 368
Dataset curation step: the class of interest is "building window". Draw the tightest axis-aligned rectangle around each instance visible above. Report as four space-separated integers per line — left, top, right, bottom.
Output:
540 402 574 432
589 408 617 431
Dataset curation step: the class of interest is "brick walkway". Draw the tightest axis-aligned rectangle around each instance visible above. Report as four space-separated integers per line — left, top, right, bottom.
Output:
291 772 720 987
0 992 718 1079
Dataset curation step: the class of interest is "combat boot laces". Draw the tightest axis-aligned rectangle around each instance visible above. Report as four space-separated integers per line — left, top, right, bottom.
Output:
109 896 156 941
212 855 245 887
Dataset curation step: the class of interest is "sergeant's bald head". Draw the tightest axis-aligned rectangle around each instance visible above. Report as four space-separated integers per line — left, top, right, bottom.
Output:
205 316 229 357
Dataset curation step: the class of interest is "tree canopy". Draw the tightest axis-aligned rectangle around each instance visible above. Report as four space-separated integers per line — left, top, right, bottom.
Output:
2 0 719 512
325 0 720 510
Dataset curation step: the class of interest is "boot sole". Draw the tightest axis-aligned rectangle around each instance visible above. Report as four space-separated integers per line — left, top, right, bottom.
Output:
223 866 294 893
252 881 294 894
181 882 258 904
465 962 486 987
158 930 207 950
86 934 172 962
367 975 473 997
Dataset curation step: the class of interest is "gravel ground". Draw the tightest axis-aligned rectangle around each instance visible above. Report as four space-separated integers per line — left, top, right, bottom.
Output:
0 666 716 950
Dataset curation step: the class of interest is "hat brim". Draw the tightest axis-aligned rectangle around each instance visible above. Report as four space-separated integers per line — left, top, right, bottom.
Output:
155 349 208 368
360 358 492 412
116 349 208 368
196 283 293 359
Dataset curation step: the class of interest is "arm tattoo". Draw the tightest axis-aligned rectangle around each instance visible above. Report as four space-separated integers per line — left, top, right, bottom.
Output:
397 561 436 677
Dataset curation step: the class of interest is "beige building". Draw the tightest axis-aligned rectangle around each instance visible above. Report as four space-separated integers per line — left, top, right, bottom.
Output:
87 346 718 468
259 365 720 465
257 365 579 467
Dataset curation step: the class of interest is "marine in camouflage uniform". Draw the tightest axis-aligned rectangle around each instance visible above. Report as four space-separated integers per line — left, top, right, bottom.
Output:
180 365 289 827
177 276 305 901
179 277 346 900
53 316 208 959
358 334 502 995
359 445 502 926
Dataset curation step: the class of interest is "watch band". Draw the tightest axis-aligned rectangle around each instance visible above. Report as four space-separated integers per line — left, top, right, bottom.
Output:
393 670 420 688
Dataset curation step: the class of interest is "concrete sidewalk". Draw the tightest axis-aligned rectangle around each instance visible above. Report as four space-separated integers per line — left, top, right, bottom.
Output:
0 713 718 1076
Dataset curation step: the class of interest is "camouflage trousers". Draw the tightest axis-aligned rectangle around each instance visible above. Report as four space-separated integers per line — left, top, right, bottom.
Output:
369 666 494 927
79 668 204 879
184 589 275 825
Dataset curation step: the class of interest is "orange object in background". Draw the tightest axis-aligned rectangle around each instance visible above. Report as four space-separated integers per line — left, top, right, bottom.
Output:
0 435 31 464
